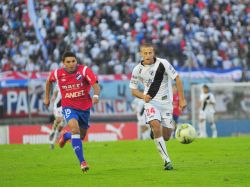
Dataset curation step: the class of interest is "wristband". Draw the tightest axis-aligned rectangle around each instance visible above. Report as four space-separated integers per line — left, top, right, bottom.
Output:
93 95 99 99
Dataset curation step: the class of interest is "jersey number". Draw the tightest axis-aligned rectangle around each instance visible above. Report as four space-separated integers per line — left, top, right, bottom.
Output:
64 108 71 119
145 107 156 116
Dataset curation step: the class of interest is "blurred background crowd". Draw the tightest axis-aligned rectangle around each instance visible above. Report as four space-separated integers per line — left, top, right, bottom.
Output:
0 0 249 75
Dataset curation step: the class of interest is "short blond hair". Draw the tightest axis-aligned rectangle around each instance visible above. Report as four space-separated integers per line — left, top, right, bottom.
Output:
140 43 155 51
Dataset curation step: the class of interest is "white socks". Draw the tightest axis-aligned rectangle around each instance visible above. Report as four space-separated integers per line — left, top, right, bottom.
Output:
154 137 171 163
211 123 217 138
199 120 207 138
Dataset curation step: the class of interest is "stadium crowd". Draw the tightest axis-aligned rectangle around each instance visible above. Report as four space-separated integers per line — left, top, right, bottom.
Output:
0 0 249 74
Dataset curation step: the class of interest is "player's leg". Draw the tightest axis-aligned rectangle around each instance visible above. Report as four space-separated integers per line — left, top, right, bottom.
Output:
138 114 150 140
140 125 150 140
161 114 175 170
162 127 172 141
171 115 178 138
50 116 64 149
76 109 91 172
49 118 59 141
66 118 88 172
208 113 217 138
198 111 207 138
49 106 63 142
50 117 62 149
150 120 172 170
145 104 173 170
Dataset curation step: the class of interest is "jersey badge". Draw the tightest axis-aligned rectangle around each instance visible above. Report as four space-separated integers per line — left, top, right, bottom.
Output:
76 72 82 80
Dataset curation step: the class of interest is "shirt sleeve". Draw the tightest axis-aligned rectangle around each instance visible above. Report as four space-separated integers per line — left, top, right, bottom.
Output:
163 59 178 80
85 67 98 86
48 70 56 82
129 66 140 89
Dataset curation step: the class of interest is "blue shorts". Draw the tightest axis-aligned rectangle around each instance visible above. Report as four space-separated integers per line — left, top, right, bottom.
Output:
62 107 90 129
173 115 179 123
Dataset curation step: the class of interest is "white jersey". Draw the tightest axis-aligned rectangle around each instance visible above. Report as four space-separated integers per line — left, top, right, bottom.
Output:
129 57 178 111
200 92 216 114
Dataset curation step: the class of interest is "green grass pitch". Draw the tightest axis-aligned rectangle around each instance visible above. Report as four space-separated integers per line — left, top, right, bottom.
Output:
1 137 250 187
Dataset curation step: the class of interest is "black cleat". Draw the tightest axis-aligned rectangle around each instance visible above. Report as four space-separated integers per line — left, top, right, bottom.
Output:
164 161 173 170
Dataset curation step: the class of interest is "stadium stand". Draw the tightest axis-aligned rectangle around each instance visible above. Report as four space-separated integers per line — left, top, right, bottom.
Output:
0 0 249 75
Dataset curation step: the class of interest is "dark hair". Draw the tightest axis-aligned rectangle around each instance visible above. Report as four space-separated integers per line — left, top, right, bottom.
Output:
62 51 77 61
203 85 209 90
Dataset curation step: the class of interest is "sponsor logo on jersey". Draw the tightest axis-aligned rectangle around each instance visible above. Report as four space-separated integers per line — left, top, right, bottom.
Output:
145 79 153 87
76 72 82 80
62 83 83 90
65 90 85 98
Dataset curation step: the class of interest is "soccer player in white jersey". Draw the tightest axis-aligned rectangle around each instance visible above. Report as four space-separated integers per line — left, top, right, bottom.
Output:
198 85 217 138
129 43 186 170
131 98 150 140
49 83 65 149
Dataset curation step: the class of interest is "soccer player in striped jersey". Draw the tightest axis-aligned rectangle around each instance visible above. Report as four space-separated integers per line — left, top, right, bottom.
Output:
44 51 100 173
129 43 186 170
198 85 217 138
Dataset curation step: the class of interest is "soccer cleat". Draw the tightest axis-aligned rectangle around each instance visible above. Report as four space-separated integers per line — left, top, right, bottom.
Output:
164 161 173 170
81 161 89 173
58 130 67 148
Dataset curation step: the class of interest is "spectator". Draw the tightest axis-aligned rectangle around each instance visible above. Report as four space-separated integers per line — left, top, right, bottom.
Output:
0 0 249 74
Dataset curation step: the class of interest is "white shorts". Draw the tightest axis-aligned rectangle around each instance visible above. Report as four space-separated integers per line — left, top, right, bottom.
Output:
53 106 63 118
144 103 174 129
199 111 215 123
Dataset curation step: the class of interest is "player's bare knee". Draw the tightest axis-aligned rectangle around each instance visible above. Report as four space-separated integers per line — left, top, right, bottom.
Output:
71 127 80 134
151 126 161 137
68 121 80 134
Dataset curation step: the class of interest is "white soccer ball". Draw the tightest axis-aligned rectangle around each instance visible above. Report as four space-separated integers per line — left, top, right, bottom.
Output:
175 123 196 144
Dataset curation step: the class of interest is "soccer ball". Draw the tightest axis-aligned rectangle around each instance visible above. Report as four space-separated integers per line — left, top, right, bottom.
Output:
175 123 196 144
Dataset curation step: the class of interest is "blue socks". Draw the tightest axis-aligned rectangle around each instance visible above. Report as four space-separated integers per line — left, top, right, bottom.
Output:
64 132 72 141
71 134 84 164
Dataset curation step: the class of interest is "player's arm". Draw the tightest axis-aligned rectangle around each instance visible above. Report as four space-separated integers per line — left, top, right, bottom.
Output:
84 66 100 104
163 59 186 110
92 82 100 104
131 89 151 102
175 75 187 111
129 68 151 102
44 71 56 108
44 78 53 108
